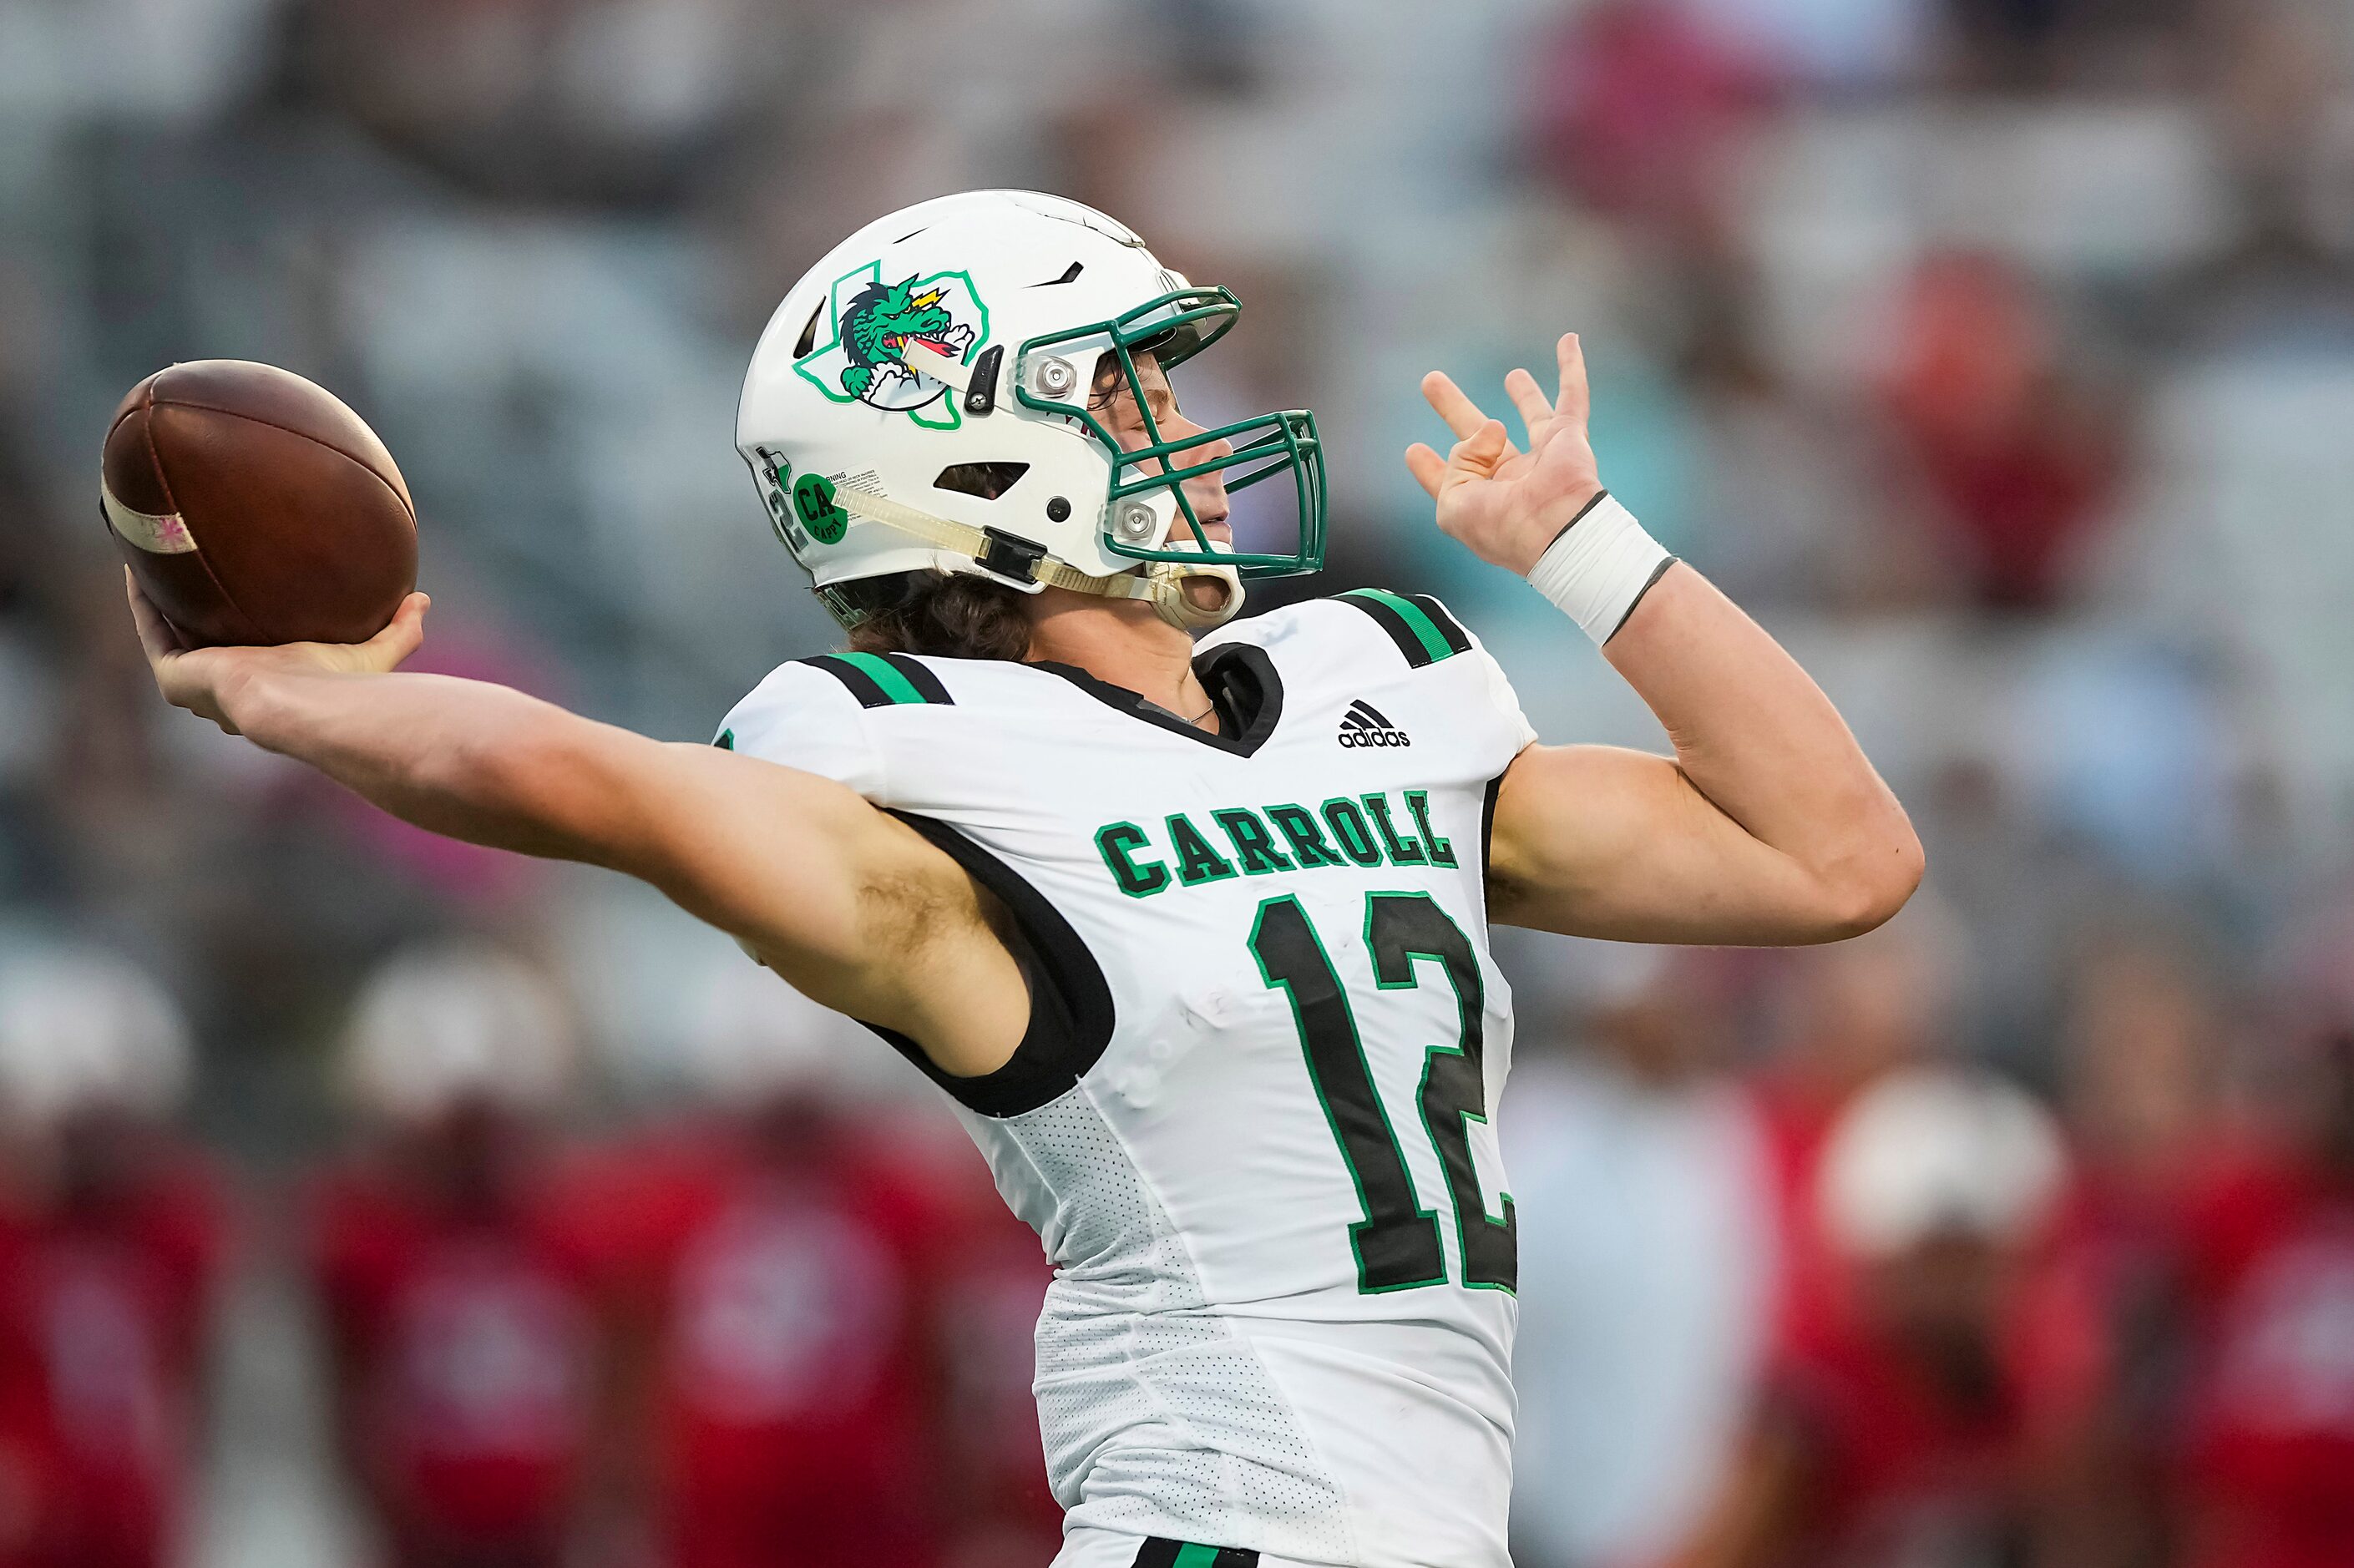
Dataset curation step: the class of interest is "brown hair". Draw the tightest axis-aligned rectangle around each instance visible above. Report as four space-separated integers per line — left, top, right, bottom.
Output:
846 571 1034 661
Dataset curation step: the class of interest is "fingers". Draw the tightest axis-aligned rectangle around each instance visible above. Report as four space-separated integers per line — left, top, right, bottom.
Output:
124 569 185 665
1420 372 1516 453
362 592 430 671
1405 442 1447 499
1554 333 1590 427
1450 419 1511 481
1504 367 1553 443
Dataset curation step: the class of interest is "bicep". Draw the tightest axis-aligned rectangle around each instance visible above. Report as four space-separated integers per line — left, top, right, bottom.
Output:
1487 742 1869 944
525 731 1015 1033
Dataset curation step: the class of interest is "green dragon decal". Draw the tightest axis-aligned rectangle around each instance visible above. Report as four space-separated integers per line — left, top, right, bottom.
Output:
794 262 990 429
840 276 969 399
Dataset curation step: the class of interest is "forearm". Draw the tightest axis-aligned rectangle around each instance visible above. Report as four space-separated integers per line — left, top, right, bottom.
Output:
1602 564 1918 919
223 667 625 862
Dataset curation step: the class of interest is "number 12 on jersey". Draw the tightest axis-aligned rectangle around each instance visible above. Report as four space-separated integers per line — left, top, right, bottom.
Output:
1249 892 1516 1294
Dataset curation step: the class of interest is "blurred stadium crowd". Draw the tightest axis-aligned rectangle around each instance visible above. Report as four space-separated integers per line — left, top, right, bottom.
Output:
4 0 2354 1565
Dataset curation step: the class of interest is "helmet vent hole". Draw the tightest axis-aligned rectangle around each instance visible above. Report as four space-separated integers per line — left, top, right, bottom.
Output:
1035 260 1085 286
934 463 1030 501
792 300 826 359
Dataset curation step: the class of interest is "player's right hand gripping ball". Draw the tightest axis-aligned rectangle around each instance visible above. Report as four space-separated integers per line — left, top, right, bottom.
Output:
101 360 418 647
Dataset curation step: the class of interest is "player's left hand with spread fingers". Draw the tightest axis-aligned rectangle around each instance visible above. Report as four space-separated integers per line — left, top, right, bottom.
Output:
126 569 429 735
1405 332 1605 577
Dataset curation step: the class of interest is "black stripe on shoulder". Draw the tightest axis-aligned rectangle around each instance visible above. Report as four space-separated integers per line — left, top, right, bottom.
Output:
858 812 1115 1119
1334 590 1434 667
876 651 954 705
1403 591 1473 655
711 727 735 751
798 654 894 709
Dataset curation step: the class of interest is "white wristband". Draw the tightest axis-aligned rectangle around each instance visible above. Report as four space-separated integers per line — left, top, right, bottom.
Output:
1524 492 1676 644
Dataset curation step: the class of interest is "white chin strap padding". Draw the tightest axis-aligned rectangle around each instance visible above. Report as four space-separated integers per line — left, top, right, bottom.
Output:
825 484 1245 629
1147 561 1244 630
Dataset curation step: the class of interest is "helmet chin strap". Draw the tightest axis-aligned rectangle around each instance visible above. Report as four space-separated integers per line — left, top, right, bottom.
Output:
1139 559 1244 630
827 484 1246 630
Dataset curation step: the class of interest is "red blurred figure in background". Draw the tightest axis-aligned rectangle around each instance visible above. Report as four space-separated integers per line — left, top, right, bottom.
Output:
1670 1065 2103 1568
2057 935 2240 1568
1526 0 1774 243
927 1162 1061 1568
1749 906 1961 1357
1876 251 2128 611
0 949 229 1568
600 959 956 1568
2175 919 2354 1568
308 945 602 1568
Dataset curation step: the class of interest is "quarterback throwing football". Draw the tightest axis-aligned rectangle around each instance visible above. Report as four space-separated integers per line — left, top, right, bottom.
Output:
131 192 1919 1568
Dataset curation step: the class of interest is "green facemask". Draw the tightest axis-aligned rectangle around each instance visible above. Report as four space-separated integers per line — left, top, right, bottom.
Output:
1015 287 1328 579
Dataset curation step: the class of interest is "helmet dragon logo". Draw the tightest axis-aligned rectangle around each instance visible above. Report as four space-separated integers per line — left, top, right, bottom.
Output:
794 263 990 429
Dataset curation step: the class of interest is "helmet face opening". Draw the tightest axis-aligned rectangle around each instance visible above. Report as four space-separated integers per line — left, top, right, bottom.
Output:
1015 288 1328 580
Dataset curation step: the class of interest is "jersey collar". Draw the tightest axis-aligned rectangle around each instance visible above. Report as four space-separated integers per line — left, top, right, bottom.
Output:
1028 641 1284 759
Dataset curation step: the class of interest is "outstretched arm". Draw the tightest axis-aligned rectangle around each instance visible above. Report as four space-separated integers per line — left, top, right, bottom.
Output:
1405 336 1921 944
128 574 1028 1067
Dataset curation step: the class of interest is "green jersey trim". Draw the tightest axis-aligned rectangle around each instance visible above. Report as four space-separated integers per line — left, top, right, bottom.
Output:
800 651 954 708
1335 589 1473 667
1132 1540 1260 1568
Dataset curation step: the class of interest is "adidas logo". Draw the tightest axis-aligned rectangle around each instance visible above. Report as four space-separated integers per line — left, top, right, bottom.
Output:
1338 700 1411 749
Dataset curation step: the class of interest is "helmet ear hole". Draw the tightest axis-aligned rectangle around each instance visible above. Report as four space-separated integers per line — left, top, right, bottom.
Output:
934 462 1029 500
792 299 826 359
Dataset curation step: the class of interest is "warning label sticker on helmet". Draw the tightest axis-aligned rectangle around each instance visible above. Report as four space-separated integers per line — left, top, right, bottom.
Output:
794 263 990 431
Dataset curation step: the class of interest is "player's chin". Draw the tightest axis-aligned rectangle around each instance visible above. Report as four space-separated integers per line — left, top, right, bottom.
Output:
1180 573 1236 616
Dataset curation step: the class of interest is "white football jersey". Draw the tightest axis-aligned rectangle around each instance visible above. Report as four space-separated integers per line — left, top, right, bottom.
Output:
718 590 1537 1568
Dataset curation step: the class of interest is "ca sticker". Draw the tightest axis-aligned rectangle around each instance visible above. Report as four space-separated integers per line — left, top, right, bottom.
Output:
793 472 850 545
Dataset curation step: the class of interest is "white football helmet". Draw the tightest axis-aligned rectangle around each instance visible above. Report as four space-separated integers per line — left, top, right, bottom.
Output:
0 948 192 1125
1816 1067 2066 1259
737 190 1325 632
341 945 575 1123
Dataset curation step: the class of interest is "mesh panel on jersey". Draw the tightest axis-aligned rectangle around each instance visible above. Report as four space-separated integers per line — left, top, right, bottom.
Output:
980 1088 1359 1563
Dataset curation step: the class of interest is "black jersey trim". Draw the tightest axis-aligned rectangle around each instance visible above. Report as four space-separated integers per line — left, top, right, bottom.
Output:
798 651 955 709
857 811 1114 1118
1335 589 1472 668
878 650 955 703
1133 1540 1260 1568
1479 771 1505 921
1030 640 1284 758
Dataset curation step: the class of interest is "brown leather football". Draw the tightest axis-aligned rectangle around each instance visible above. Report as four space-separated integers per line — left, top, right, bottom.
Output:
101 361 418 647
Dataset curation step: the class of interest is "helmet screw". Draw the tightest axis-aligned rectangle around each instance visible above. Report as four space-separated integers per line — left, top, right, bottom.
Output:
1114 501 1158 544
1046 497 1071 523
1031 356 1077 399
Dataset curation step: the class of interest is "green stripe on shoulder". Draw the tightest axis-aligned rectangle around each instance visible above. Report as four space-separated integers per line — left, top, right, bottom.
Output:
834 651 928 706
800 651 955 708
1338 588 1472 667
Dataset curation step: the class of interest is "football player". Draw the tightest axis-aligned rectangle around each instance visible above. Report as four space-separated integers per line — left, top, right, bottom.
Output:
128 191 1920 1568
308 946 604 1568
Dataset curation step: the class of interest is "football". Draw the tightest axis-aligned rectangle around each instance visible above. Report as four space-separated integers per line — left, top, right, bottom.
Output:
100 361 418 648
